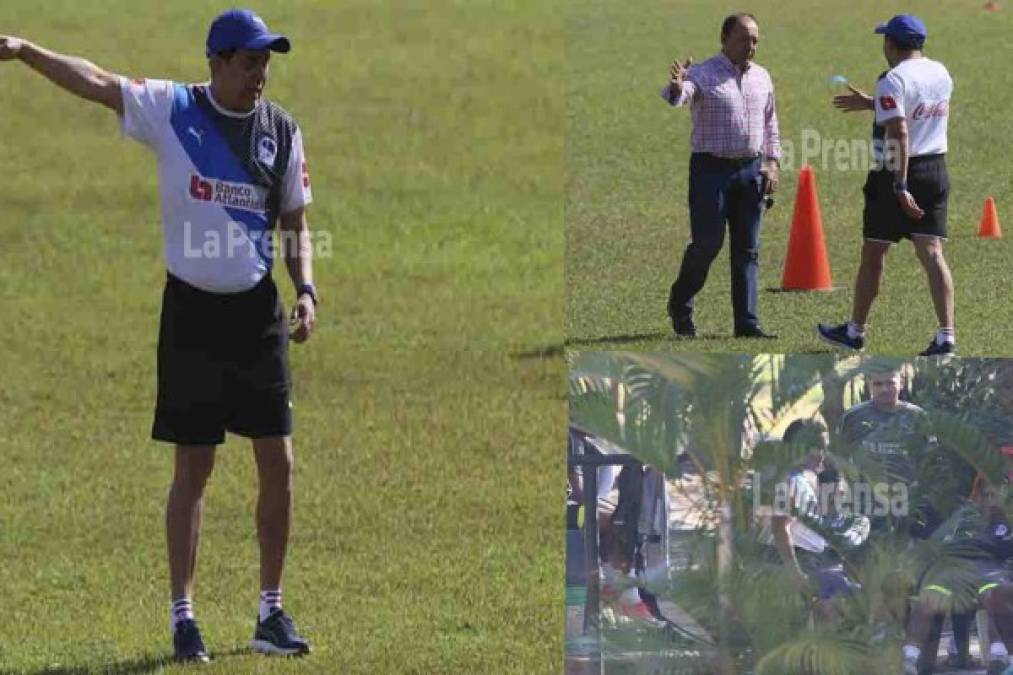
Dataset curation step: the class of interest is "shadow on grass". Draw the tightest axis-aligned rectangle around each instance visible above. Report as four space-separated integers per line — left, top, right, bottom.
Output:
512 344 565 359
5 647 249 675
564 331 733 348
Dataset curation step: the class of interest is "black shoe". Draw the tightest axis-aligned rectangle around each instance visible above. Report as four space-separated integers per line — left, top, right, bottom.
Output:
173 619 210 663
735 326 777 339
919 339 955 356
251 609 311 656
817 322 864 351
670 314 697 338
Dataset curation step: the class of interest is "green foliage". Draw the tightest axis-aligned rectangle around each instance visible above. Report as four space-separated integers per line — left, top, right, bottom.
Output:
572 354 1013 673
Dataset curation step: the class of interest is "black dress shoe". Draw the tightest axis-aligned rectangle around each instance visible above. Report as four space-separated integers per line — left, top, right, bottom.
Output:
735 326 778 339
670 315 697 338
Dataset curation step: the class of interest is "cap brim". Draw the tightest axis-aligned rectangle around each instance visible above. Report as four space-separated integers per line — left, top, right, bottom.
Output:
873 23 889 34
245 34 291 53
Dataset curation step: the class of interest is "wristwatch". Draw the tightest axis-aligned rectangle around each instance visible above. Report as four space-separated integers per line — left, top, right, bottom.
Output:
893 179 908 193
297 283 318 306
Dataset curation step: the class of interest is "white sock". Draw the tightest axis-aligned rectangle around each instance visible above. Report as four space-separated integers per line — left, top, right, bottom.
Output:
937 327 955 345
903 644 920 661
991 641 1009 658
945 635 958 657
259 589 282 621
847 321 865 339
171 597 194 633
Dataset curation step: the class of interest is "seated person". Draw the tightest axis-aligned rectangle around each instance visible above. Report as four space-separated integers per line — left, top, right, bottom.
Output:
902 473 1013 675
763 419 870 619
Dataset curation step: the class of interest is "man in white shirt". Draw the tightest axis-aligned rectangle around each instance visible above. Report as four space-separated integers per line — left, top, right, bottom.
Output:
765 420 867 617
0 8 315 662
818 15 956 356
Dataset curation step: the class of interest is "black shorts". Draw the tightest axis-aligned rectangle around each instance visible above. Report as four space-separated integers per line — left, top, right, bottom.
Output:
152 273 291 445
862 154 949 243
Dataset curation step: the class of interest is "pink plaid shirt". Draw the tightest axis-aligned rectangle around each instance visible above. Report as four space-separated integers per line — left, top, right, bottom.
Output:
661 53 781 161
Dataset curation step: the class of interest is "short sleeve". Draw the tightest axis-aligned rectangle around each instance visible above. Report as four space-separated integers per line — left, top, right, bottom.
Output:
874 72 905 124
787 473 817 518
280 127 313 214
119 77 175 149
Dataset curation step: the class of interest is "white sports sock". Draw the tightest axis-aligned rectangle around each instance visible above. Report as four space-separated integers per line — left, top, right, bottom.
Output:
171 597 194 633
937 327 955 345
259 589 282 622
902 644 920 661
847 322 865 339
991 641 1009 658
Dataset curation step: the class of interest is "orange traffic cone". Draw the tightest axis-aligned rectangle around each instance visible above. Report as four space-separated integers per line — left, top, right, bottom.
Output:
979 196 1002 238
781 165 833 291
985 1 1001 11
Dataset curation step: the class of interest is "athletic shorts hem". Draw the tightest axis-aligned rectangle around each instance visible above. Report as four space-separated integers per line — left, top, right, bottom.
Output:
226 422 293 440
151 427 226 447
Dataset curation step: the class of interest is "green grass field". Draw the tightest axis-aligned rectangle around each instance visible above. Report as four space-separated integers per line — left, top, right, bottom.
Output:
565 0 1013 354
0 1 563 673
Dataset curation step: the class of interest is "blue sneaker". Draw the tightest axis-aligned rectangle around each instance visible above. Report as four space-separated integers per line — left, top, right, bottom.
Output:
251 609 311 656
173 618 210 663
817 322 864 351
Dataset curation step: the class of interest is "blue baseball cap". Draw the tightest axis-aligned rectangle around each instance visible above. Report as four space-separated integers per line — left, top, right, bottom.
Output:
874 14 927 48
206 9 291 58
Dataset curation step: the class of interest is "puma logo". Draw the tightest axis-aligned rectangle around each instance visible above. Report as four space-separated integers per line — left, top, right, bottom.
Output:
187 126 205 145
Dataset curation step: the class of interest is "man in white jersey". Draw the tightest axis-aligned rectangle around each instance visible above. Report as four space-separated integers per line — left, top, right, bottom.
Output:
817 15 956 356
1 8 315 662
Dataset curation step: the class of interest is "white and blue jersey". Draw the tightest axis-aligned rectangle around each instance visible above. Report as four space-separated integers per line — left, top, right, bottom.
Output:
120 78 312 293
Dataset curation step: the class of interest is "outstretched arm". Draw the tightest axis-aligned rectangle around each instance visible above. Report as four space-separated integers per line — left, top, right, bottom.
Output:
833 84 874 113
0 36 123 115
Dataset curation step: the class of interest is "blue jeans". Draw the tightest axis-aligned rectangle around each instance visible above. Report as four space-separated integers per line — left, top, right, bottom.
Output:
667 153 765 331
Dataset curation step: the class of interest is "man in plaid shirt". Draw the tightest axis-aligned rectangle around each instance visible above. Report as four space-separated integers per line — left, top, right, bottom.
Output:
661 13 781 339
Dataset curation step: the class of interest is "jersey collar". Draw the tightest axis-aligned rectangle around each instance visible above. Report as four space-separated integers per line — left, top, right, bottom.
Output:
204 83 257 119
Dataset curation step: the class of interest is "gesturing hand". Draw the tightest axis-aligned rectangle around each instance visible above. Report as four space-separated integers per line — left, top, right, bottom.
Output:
670 57 693 90
0 36 25 61
832 84 873 112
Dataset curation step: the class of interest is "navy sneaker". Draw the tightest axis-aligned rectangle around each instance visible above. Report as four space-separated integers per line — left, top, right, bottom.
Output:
817 322 864 351
919 339 955 357
173 618 210 663
251 609 311 656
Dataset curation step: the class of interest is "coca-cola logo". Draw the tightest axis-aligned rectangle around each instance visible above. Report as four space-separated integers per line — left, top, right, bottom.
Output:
912 100 949 120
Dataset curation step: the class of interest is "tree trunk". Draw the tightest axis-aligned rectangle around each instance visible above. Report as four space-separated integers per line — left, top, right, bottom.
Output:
715 497 737 675
819 368 847 432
